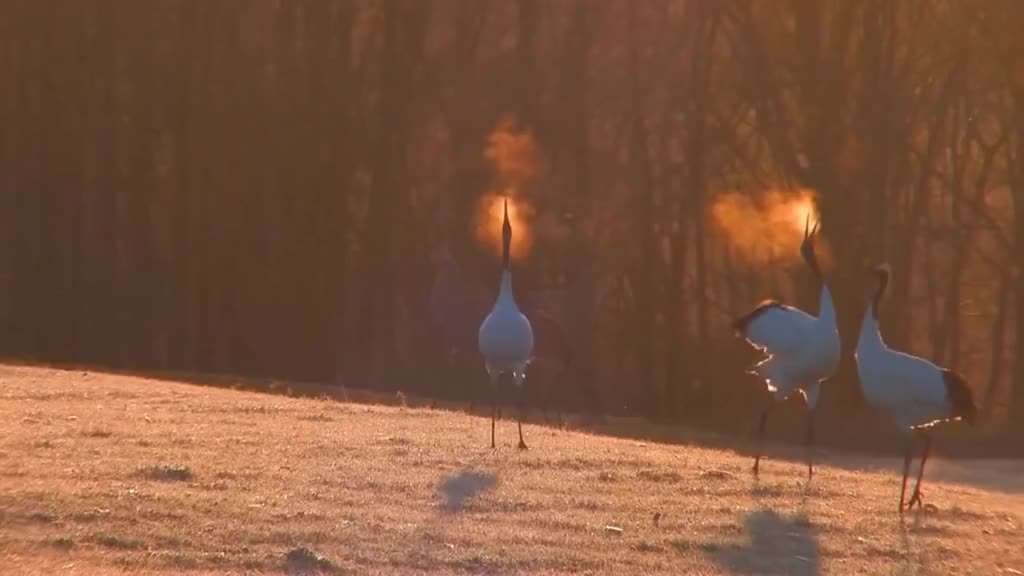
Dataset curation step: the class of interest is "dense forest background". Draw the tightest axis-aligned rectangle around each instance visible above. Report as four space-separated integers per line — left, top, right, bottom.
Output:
2 0 1023 446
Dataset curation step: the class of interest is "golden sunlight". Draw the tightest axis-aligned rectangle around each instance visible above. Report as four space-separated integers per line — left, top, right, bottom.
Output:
475 192 534 261
786 189 819 236
710 188 821 265
475 115 539 261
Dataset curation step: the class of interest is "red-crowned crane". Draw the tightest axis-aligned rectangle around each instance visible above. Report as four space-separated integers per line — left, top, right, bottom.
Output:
732 217 840 479
855 263 977 512
478 199 535 449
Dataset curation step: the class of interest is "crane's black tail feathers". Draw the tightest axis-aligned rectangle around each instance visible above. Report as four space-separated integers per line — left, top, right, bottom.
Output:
941 369 977 426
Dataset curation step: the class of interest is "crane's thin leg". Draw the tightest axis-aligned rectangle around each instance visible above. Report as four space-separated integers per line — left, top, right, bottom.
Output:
906 433 931 510
752 405 771 477
515 372 528 450
805 410 816 481
489 371 498 449
899 438 912 513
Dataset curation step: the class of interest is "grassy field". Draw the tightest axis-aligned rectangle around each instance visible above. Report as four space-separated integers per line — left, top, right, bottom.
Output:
1 364 1023 575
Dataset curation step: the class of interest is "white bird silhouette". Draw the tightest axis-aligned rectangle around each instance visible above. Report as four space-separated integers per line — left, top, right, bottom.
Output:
855 263 977 512
732 216 840 479
478 199 534 449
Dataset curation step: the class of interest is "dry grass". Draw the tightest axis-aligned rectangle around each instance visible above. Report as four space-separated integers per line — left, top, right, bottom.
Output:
1 364 1023 575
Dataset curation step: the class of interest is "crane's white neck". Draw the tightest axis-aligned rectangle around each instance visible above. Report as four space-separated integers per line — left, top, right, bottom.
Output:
817 283 836 327
858 304 885 352
860 266 890 353
496 269 518 310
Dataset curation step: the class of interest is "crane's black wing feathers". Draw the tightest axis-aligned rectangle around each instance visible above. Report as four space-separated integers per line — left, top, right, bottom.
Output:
731 299 787 335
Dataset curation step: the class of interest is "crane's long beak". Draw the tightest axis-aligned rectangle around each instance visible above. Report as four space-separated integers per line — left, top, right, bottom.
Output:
800 214 821 278
804 214 820 241
501 198 512 269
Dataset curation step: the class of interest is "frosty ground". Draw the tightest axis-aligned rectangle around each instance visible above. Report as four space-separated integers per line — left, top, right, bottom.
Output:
1 365 1022 575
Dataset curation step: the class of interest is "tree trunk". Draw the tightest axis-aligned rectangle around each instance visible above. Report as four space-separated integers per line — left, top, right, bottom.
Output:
353 1 422 390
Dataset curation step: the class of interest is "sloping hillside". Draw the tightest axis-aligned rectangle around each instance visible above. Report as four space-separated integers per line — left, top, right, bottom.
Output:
1 365 1022 575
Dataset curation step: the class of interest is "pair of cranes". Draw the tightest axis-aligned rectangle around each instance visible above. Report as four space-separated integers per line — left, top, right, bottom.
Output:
477 200 977 513
733 217 976 512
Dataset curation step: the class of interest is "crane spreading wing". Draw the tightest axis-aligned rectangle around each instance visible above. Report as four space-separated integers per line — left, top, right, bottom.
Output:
733 300 817 359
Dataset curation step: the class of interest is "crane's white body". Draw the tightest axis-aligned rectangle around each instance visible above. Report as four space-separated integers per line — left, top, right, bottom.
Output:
854 263 975 512
478 270 534 376
477 198 534 449
740 284 840 409
733 216 836 479
855 302 959 431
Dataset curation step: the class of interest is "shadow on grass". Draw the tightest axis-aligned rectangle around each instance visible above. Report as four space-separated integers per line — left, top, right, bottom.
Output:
709 509 820 576
438 470 497 513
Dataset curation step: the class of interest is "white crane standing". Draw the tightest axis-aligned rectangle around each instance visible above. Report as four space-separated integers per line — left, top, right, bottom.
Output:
855 263 977 512
478 199 535 449
732 217 840 479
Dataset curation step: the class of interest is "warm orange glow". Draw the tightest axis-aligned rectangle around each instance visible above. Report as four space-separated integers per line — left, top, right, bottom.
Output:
475 116 538 261
710 188 822 265
786 191 818 235
484 115 538 187
475 193 534 261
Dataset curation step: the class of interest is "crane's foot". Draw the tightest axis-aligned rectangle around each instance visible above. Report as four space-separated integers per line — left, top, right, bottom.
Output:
517 439 528 451
905 488 924 511
751 458 761 479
